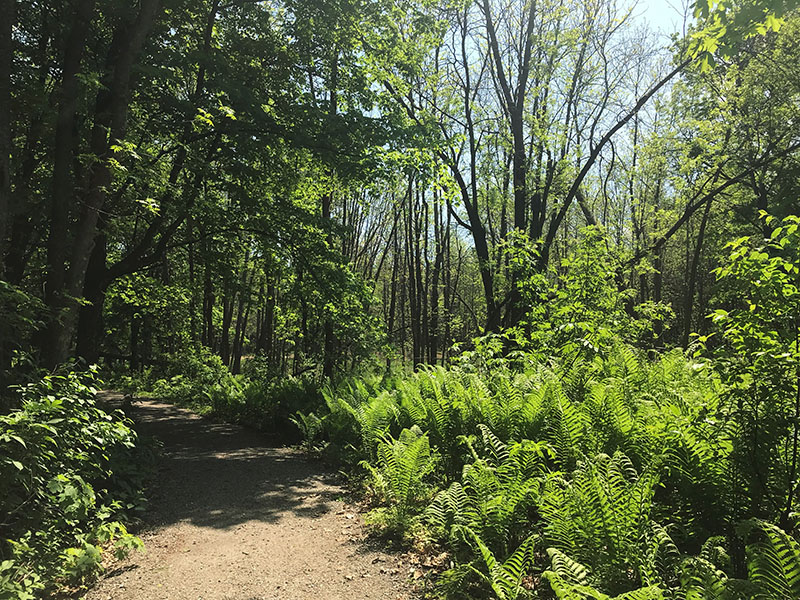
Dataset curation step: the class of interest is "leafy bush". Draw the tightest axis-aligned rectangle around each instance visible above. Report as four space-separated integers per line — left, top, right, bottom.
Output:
120 347 324 444
703 214 800 528
0 369 149 598
0 281 46 406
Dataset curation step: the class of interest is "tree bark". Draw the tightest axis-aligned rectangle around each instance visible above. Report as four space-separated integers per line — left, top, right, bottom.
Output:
43 0 97 367
75 229 107 363
682 198 713 348
47 0 162 367
0 0 13 272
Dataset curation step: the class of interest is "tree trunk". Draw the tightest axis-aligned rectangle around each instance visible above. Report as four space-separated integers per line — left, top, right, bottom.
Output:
321 49 339 380
130 313 140 372
220 285 234 367
203 252 215 350
232 267 254 374
43 0 97 367
75 230 107 364
47 0 161 367
322 187 336 379
682 198 713 348
429 190 442 364
0 0 13 271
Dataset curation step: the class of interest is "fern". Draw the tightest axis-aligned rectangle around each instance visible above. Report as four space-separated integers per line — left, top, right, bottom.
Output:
546 382 589 468
548 547 592 586
640 522 682 589
427 481 476 533
361 427 434 510
478 423 511 464
742 519 800 599
289 410 325 450
426 428 546 557
677 522 800 599
544 549 665 600
481 375 526 440
538 452 665 592
458 526 535 600
609 344 646 392
679 556 731 600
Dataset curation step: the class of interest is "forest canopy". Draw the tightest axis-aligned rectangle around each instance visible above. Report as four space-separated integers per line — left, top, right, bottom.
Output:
0 0 797 378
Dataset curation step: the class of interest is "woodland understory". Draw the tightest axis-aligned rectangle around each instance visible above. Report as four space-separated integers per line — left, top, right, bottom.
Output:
2 0 800 598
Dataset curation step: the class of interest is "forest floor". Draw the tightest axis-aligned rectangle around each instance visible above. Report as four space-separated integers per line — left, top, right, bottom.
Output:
84 394 415 600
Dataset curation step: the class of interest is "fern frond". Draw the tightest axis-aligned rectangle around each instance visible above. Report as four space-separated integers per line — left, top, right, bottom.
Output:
547 547 592 586
459 526 535 600
478 423 510 464
742 519 800 599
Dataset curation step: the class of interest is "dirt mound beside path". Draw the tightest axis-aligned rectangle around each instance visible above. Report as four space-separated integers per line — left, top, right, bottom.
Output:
85 395 414 600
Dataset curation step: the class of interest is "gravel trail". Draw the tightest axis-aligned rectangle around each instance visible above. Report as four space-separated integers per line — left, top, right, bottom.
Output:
85 396 413 600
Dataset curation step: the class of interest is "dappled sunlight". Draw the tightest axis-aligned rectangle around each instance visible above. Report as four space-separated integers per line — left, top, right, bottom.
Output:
129 400 342 531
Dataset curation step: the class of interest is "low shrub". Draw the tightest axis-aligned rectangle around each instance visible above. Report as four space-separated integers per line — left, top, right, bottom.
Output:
0 369 151 598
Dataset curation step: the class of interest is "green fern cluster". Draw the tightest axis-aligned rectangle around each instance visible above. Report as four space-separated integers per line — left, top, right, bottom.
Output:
298 341 800 600
427 425 549 557
358 426 437 534
538 452 664 593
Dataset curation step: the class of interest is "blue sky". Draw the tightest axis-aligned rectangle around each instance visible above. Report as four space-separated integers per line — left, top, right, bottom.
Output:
634 0 694 36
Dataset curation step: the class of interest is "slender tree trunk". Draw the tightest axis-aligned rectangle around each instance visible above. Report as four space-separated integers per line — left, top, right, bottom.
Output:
0 0 14 382
682 198 713 348
429 190 442 364
321 49 339 380
202 248 215 350
387 233 399 370
232 266 254 374
188 217 198 343
220 282 234 366
322 187 336 378
264 279 276 365
0 0 13 271
442 205 452 366
399 249 407 363
75 229 107 363
232 300 251 375
130 312 140 372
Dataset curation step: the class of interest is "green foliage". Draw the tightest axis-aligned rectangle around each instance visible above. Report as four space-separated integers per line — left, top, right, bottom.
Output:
543 548 665 600
690 0 798 70
679 520 800 599
740 519 800 598
503 228 674 363
297 314 800 599
459 527 536 600
121 216 800 600
0 282 46 396
538 452 666 593
427 429 548 557
703 214 800 524
360 427 436 535
122 347 324 443
0 371 149 597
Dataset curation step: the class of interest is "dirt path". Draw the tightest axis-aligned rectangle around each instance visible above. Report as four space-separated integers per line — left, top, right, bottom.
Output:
85 397 414 600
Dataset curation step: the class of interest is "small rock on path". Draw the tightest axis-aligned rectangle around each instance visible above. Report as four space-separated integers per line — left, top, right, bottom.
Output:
85 396 413 600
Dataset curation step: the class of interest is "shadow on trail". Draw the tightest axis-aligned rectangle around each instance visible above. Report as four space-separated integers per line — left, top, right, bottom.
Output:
128 399 342 531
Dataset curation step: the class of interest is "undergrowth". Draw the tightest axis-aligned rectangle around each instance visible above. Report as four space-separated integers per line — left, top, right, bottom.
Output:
288 218 800 599
112 349 321 444
0 369 152 599
107 217 800 599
